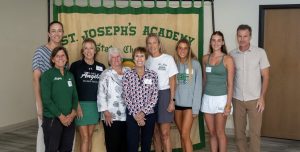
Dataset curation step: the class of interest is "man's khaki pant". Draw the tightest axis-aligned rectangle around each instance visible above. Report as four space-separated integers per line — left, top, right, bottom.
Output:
233 98 263 152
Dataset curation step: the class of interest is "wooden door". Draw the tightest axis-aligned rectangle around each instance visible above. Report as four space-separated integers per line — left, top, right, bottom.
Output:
261 8 300 140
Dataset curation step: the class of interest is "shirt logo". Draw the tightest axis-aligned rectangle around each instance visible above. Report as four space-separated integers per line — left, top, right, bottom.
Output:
80 72 101 80
158 63 167 71
54 77 62 80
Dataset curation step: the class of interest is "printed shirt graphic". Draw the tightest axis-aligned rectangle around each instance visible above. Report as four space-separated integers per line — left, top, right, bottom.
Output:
177 64 192 85
70 60 105 101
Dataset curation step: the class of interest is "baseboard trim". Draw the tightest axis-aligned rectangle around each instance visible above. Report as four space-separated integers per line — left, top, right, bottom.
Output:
0 119 37 134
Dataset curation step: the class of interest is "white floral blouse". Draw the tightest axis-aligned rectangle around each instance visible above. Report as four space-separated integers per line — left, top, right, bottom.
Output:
97 67 130 121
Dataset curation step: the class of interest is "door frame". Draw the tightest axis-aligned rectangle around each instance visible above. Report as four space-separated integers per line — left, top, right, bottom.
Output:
258 4 300 48
258 4 300 139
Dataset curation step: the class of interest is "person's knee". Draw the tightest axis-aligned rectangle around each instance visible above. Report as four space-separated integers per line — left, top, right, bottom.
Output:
216 131 226 139
81 133 89 143
160 130 170 141
208 129 217 138
180 130 190 141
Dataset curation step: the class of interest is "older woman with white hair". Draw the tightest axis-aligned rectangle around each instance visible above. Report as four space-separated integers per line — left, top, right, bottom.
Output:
97 48 130 152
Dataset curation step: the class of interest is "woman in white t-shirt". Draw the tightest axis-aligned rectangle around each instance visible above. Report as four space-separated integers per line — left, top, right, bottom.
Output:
145 33 178 152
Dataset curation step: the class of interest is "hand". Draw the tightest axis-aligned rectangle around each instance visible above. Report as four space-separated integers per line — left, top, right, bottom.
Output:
36 101 43 120
167 100 175 112
58 114 69 126
104 111 113 127
134 112 145 122
137 119 146 126
66 110 76 124
256 97 265 112
192 114 198 118
223 104 231 116
76 104 83 119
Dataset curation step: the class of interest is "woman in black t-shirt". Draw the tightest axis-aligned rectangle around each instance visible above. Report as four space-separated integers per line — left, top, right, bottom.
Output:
70 38 105 152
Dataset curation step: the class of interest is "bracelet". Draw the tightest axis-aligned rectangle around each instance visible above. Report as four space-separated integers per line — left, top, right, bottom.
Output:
225 104 231 109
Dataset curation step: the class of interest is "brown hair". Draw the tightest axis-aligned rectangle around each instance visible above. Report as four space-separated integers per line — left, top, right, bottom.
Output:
237 24 252 36
209 31 228 55
50 46 69 67
48 21 64 42
132 47 148 60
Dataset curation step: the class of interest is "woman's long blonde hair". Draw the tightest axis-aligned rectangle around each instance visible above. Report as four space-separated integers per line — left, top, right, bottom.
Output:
174 38 197 82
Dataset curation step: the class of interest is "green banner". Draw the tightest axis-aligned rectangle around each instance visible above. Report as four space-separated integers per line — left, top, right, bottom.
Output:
53 1 205 151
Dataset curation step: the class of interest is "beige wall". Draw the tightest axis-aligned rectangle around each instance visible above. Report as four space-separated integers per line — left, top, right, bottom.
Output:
0 0 47 127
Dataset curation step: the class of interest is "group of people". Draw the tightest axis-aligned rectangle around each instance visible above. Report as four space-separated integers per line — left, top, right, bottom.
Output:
32 21 269 152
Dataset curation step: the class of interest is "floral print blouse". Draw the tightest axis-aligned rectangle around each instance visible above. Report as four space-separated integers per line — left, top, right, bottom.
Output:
122 68 159 116
97 67 130 121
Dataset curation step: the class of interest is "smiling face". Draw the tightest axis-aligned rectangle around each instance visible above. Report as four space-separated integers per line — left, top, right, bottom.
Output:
82 42 96 61
146 36 161 57
52 50 67 69
48 23 63 44
134 52 146 68
210 34 225 52
110 53 122 67
177 42 189 60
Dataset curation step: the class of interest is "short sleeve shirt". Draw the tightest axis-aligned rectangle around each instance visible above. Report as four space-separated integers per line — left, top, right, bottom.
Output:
229 45 270 101
69 60 105 102
146 53 178 90
32 45 52 73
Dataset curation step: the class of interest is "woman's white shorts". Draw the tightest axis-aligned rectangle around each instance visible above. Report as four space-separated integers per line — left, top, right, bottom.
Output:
201 94 232 114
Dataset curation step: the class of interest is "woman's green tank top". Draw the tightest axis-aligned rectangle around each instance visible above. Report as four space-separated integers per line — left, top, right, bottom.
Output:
204 55 227 96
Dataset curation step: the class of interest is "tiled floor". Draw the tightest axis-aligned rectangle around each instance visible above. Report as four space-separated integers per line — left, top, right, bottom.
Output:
0 122 36 152
0 120 299 152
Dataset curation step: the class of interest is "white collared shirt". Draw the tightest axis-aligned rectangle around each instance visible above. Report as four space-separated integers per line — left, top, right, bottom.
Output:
229 45 270 101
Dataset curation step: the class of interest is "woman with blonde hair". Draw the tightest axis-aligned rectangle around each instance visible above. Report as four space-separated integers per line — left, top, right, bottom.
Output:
174 38 202 152
145 33 178 152
70 38 105 152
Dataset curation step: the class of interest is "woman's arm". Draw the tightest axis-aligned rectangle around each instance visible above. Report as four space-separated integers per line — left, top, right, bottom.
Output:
224 55 235 115
167 75 176 112
33 69 43 119
202 55 208 90
40 73 62 117
192 60 202 116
